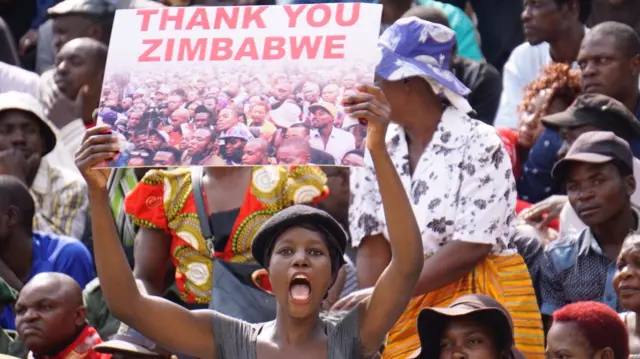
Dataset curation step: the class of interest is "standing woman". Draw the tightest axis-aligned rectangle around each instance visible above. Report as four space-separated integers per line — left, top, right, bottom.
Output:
74 82 424 358
336 18 545 358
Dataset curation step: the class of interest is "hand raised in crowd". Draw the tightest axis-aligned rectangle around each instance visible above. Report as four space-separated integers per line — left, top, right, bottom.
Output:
519 194 568 229
342 84 392 152
75 125 117 190
0 148 40 184
43 75 94 128
18 29 37 56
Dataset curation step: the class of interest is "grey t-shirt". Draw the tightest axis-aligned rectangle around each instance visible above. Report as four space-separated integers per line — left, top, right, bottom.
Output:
212 307 363 359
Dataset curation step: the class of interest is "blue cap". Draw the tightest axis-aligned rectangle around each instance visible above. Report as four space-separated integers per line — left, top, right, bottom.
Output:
375 17 470 97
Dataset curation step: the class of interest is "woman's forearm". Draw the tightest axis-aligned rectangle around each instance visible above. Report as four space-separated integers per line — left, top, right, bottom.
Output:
413 241 491 296
88 189 144 321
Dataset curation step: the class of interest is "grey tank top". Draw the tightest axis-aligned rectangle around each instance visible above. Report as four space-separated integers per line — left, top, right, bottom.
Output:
212 307 363 359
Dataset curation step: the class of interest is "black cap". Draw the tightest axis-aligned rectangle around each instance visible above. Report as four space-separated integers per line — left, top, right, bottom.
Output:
251 205 347 269
541 93 640 139
552 131 633 180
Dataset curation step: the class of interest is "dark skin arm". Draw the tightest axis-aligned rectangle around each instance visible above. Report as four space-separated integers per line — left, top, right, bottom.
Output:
341 85 424 357
358 239 490 294
76 126 216 359
132 228 171 296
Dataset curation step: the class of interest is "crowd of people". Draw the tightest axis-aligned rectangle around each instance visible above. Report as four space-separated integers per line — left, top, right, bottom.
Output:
0 0 639 358
97 63 372 168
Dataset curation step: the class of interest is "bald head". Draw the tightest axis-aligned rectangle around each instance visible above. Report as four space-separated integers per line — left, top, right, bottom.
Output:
22 273 83 307
588 21 640 58
15 273 86 354
0 175 35 234
247 138 268 153
61 37 108 68
276 137 311 165
55 37 108 100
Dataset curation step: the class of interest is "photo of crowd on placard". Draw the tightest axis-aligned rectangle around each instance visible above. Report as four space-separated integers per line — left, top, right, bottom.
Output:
97 63 373 168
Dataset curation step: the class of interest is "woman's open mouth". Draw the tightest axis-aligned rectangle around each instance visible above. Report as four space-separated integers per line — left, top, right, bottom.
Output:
289 274 312 305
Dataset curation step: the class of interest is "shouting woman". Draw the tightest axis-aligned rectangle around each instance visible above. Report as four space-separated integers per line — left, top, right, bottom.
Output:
74 82 424 358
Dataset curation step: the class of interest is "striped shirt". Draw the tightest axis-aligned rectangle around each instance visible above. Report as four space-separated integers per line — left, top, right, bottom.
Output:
31 159 88 240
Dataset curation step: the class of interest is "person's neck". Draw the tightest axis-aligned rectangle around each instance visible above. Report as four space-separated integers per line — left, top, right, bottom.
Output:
401 102 444 151
591 206 637 261
25 158 41 187
41 325 87 357
271 311 325 346
1 232 34 281
548 24 585 64
619 91 640 113
319 125 333 143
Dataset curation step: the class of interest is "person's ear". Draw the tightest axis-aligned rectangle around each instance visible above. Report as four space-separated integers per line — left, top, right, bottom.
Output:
75 306 88 327
626 174 636 197
630 54 640 77
6 206 20 229
594 347 615 359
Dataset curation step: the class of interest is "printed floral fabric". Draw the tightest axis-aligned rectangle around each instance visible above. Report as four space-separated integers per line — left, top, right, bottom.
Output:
349 107 517 256
125 166 328 304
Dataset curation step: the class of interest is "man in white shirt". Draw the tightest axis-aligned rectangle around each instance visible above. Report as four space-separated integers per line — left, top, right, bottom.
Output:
494 0 589 128
308 102 355 164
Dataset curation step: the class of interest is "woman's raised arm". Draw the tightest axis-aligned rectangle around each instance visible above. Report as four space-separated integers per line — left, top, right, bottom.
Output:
342 85 424 357
75 125 217 359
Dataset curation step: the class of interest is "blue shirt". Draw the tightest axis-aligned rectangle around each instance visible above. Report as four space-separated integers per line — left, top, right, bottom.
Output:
32 0 62 30
538 225 626 315
0 232 95 329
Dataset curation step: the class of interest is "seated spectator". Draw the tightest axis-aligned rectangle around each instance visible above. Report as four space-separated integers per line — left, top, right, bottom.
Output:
579 21 640 120
403 6 502 125
538 94 640 239
494 0 589 129
498 63 581 224
539 132 637 332
150 146 181 167
93 324 174 359
41 38 108 163
409 294 525 359
0 92 88 240
517 20 640 205
15 273 108 359
614 233 640 357
0 175 94 329
587 1 640 58
547 301 629 359
36 0 114 74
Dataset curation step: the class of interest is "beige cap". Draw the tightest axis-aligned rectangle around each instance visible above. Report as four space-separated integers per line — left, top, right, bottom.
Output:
0 92 57 156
